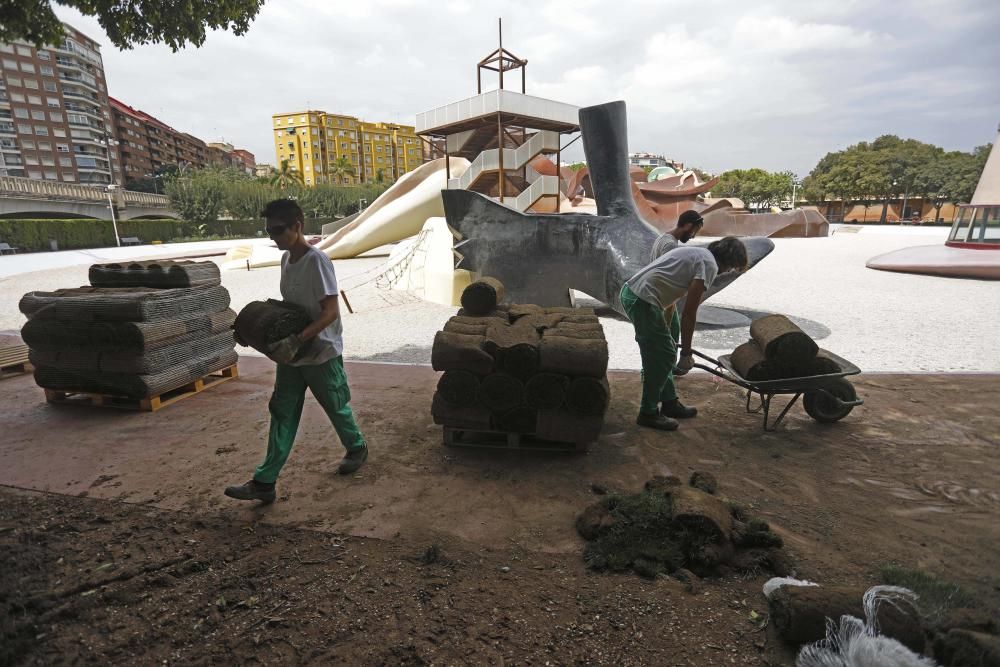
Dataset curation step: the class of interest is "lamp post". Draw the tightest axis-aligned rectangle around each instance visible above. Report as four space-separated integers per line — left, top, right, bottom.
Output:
358 198 367 213
791 179 799 210
106 184 121 247
144 172 162 195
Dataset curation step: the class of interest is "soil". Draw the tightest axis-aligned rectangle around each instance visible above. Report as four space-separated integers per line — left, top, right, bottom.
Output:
2 358 999 665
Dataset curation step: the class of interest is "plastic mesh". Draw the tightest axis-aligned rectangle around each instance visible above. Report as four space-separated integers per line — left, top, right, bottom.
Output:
88 260 221 289
30 331 236 375
20 285 231 322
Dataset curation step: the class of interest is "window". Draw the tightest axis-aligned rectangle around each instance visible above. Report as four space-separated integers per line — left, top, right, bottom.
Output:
21 140 34 150
34 125 49 135
20 62 36 73
0 45 13 54
40 66 53 76
27 95 41 105
24 79 38 90
31 110 45 121
44 171 57 180
341 142 347 150
62 173 75 181
25 155 39 165
38 141 51 150
2 59 16 69
8 77 21 87
59 157 72 167
41 156 55 166
13 108 28 119
311 128 318 135
53 128 66 137
17 123 31 134
27 170 42 178
49 112 63 123
46 98 59 107
37 51 50 61
16 46 32 57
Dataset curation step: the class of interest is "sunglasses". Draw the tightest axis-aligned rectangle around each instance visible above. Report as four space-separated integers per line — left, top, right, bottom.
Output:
265 224 289 237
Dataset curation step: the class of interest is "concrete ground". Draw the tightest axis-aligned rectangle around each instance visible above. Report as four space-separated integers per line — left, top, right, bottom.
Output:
1 225 996 372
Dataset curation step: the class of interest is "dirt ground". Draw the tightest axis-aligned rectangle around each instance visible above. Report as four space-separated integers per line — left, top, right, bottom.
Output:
2 357 999 665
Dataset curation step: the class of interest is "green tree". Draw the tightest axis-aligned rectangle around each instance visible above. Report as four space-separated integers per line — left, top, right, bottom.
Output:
270 159 304 190
375 168 386 184
1 0 265 51
224 180 279 219
164 170 227 224
330 156 357 185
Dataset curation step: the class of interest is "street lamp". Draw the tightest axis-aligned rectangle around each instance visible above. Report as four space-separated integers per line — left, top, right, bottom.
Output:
358 198 367 213
791 179 799 210
144 172 163 195
106 184 121 247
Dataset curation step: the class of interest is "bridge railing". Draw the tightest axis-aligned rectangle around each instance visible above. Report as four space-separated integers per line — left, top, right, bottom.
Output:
0 175 170 208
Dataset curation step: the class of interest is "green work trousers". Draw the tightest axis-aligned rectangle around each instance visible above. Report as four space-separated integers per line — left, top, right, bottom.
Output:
620 284 678 415
254 355 365 484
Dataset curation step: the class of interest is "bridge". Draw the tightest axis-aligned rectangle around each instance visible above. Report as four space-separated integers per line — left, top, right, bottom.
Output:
0 176 177 220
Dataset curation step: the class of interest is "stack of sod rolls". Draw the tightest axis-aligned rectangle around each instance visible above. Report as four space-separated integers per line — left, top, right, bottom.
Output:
431 277 610 445
731 314 840 382
20 260 237 399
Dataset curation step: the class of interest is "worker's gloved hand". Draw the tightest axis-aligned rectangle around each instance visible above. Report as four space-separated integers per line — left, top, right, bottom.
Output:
675 353 695 375
267 333 303 365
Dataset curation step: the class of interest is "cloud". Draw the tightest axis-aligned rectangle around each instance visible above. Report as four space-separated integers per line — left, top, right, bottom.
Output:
53 0 1000 177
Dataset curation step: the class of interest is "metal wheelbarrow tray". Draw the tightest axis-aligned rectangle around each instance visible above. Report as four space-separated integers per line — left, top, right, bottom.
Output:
691 348 864 431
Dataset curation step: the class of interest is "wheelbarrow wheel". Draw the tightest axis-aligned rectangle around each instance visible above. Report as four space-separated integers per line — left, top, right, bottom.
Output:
804 378 857 423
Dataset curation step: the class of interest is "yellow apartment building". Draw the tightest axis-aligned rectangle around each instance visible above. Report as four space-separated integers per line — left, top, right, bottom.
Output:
271 111 422 186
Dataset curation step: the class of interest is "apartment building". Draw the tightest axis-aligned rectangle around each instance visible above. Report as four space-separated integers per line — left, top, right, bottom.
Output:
109 96 210 182
271 110 424 186
0 24 121 185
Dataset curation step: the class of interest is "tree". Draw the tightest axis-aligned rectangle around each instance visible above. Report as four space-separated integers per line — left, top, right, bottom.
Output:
164 170 227 224
330 156 356 185
270 159 303 190
375 168 386 184
1 0 265 51
714 168 791 211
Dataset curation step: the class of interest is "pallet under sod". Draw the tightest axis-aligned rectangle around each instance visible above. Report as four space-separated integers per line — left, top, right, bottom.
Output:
0 361 32 380
44 364 238 412
443 426 590 452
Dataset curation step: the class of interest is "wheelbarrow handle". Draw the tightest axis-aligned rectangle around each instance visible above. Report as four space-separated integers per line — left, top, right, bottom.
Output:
689 349 720 365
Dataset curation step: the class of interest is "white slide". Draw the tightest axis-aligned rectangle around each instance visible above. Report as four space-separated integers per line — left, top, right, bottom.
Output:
222 157 470 270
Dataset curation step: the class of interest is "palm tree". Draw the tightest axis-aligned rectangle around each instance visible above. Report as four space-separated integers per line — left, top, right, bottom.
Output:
330 156 356 185
270 159 304 190
375 168 385 184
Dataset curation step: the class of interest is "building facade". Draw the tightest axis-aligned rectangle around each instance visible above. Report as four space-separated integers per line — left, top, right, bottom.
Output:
109 96 208 183
0 24 121 185
628 152 683 170
271 110 424 186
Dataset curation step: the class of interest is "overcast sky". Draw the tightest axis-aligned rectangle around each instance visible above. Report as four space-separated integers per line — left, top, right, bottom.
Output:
56 0 1000 177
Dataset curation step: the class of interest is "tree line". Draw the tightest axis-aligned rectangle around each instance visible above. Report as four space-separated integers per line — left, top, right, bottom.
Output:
141 166 390 224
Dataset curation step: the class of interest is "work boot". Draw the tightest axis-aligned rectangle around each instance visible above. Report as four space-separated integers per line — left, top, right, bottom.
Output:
636 412 679 431
224 479 276 504
338 445 368 475
661 399 698 419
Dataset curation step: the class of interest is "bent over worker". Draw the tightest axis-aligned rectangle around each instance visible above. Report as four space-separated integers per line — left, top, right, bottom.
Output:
225 199 368 504
621 236 748 431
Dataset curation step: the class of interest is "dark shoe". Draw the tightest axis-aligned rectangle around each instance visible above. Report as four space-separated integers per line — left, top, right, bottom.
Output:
661 399 698 419
636 412 679 431
338 445 368 475
224 479 276 504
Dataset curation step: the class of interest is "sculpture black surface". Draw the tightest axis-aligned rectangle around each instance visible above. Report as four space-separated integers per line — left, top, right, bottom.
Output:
442 101 774 315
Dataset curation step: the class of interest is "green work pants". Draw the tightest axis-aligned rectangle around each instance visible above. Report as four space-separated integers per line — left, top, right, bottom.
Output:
620 284 678 415
254 355 365 484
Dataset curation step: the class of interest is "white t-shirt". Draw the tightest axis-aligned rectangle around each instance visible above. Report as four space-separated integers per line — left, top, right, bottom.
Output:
280 246 343 365
627 246 719 310
650 233 680 262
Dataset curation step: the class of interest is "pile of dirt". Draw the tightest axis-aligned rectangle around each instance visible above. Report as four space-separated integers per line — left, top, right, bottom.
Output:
576 473 792 580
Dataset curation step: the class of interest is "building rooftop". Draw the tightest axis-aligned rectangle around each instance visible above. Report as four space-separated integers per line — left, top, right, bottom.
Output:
416 89 579 136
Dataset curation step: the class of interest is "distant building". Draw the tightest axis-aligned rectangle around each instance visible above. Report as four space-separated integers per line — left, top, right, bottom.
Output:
271 110 425 186
0 23 121 185
254 163 273 178
628 152 683 171
109 97 207 182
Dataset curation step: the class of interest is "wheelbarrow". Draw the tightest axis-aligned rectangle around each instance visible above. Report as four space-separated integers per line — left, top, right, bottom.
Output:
690 348 864 431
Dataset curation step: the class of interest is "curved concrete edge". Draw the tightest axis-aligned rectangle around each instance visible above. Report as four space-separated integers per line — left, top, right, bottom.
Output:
866 244 1000 280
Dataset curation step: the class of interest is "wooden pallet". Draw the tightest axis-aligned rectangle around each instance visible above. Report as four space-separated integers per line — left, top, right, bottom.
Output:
0 361 32 380
443 426 590 452
44 364 238 412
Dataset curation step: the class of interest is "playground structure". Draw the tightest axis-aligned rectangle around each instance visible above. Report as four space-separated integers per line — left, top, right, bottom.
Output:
867 124 1000 280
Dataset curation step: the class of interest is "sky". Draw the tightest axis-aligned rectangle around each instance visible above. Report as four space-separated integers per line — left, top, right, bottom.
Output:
56 0 1000 178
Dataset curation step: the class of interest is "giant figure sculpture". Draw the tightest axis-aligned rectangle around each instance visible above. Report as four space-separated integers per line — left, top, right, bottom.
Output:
441 101 775 315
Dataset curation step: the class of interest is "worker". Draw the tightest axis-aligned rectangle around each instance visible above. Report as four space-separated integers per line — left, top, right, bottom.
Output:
621 236 748 431
649 210 705 378
225 199 368 504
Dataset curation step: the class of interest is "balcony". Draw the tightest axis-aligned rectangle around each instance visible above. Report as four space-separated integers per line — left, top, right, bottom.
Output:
58 74 99 94
62 88 99 104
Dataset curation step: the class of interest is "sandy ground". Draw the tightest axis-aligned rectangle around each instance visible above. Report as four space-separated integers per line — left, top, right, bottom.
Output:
1 226 997 372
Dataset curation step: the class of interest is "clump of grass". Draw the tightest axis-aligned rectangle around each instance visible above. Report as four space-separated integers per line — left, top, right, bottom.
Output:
878 564 977 624
583 491 685 578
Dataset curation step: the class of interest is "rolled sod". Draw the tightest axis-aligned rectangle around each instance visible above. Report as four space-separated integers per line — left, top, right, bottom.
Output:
501 343 540 379
539 336 609 378
430 331 494 375
234 299 312 355
478 373 525 413
542 327 605 341
566 376 610 415
507 303 545 319
525 373 569 409
750 314 818 367
767 585 924 652
456 308 509 321
443 320 488 336
431 392 492 429
544 307 596 316
495 406 538 433
731 340 780 381
460 277 505 316
535 409 603 444
436 370 481 407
